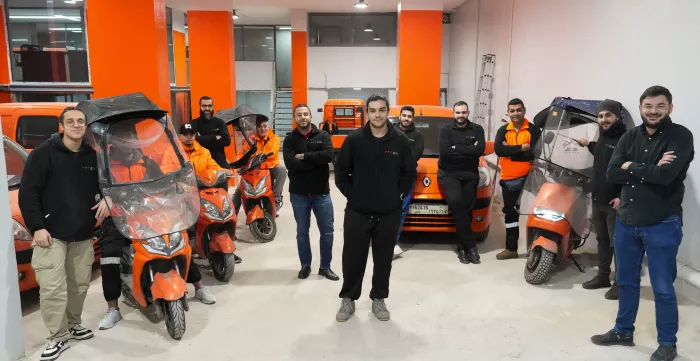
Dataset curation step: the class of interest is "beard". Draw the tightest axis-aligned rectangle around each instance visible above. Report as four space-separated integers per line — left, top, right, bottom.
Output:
370 119 388 129
201 110 213 120
455 117 468 125
641 114 670 129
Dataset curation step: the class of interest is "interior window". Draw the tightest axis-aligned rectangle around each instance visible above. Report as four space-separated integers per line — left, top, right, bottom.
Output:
16 115 59 149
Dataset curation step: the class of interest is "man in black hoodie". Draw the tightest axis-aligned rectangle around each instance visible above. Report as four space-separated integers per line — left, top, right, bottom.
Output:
334 94 416 322
19 107 109 361
284 104 338 281
577 99 626 300
191 96 232 168
393 105 424 257
438 101 486 265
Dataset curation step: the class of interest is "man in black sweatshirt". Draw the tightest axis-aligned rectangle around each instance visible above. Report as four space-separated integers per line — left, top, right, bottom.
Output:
334 94 416 322
19 107 109 361
393 105 424 257
284 104 338 281
191 96 232 168
577 99 626 300
438 101 486 265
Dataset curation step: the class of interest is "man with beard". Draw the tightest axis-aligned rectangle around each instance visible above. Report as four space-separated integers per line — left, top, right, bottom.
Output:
191 96 232 168
393 105 424 257
438 101 485 264
577 100 626 300
494 98 541 261
592 86 694 361
335 94 416 322
283 104 338 281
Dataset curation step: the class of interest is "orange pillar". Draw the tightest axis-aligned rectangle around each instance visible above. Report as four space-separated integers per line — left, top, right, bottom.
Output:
291 10 308 108
86 0 171 112
0 5 13 103
187 11 236 114
173 31 188 87
396 10 443 106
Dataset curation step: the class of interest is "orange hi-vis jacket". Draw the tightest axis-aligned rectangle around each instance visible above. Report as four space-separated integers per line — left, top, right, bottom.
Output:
161 140 225 175
238 130 280 170
494 119 542 181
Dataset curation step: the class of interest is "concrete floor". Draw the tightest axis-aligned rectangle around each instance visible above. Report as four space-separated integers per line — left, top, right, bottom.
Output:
19 177 700 361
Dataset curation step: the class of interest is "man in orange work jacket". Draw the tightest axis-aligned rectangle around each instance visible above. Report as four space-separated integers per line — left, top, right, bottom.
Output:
494 98 542 260
233 116 287 212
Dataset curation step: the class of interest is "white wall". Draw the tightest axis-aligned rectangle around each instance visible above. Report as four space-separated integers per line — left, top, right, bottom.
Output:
447 0 479 111
308 89 329 123
441 23 451 90
307 47 398 89
235 61 274 91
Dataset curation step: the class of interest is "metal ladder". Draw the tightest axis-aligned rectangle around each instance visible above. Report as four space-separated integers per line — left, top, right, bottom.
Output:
473 54 496 139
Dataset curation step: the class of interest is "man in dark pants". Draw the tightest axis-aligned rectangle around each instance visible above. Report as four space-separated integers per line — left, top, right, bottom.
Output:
284 104 338 281
494 98 541 260
577 99 626 300
335 94 416 322
592 86 694 361
393 105 424 258
438 101 485 264
190 96 232 168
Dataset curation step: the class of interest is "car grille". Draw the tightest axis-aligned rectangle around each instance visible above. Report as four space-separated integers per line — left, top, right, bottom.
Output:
404 199 455 229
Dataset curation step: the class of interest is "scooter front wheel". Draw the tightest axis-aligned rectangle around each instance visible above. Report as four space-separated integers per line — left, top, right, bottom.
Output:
524 247 555 285
209 252 235 282
163 298 186 340
249 211 277 242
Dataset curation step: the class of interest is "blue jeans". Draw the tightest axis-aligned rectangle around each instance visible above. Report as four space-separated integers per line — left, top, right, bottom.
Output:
290 193 334 270
396 182 416 244
613 214 683 346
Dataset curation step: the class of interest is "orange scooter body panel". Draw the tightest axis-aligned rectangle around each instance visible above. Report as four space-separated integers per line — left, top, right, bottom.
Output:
532 236 558 255
526 182 577 262
150 270 188 302
240 168 276 220
130 235 191 308
195 180 236 258
209 231 235 254
246 206 265 225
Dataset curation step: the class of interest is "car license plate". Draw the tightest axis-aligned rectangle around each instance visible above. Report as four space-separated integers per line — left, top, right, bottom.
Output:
409 204 449 215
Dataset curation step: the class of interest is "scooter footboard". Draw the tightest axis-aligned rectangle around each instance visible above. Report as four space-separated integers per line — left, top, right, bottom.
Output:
150 270 187 302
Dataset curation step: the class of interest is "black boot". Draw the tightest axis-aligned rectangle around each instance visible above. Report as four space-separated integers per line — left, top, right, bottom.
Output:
590 329 634 347
457 248 470 264
582 275 612 290
651 345 677 361
467 247 481 264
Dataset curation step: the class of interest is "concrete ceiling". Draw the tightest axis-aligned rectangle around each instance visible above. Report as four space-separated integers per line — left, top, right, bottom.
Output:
167 0 465 25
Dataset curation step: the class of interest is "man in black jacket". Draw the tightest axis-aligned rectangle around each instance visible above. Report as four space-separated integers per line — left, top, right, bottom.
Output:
191 96 232 168
577 99 626 300
334 94 416 322
284 104 338 281
393 105 424 257
19 107 109 361
438 101 486 265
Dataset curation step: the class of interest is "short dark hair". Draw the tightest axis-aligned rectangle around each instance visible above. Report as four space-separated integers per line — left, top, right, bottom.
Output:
453 101 469 110
640 86 672 105
508 98 525 110
199 96 213 105
400 105 415 116
366 93 390 110
293 103 310 113
59 106 82 124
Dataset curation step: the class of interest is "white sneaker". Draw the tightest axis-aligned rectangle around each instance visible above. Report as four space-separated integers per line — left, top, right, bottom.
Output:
98 309 122 330
393 245 404 258
195 287 216 304
40 340 69 361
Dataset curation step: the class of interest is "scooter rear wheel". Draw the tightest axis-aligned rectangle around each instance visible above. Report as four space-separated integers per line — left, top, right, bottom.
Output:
163 298 187 340
524 247 555 285
249 211 277 242
209 252 235 282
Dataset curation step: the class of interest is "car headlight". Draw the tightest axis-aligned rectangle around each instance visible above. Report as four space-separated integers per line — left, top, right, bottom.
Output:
533 207 565 222
13 220 32 241
478 167 491 189
201 199 224 221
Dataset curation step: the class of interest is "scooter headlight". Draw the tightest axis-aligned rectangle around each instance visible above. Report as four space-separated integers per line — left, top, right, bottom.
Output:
255 175 268 194
13 219 32 241
168 232 185 253
533 207 565 222
243 179 256 197
143 236 167 254
201 199 224 221
478 167 491 189
222 197 234 220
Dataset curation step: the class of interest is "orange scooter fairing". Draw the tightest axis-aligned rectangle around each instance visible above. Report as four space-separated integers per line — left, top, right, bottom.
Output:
150 269 189 302
240 168 276 220
208 231 235 254
246 206 265 225
525 182 577 260
195 171 236 259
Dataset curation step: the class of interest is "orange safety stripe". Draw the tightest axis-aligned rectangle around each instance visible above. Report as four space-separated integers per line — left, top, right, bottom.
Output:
500 120 533 180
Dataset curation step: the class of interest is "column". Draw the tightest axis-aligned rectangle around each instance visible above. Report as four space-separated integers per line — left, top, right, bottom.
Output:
291 9 308 108
0 3 13 103
86 0 171 112
187 11 236 114
396 0 443 106
172 9 187 87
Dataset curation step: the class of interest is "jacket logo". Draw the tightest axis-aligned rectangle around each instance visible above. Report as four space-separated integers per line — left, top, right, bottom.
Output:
311 140 323 144
423 176 431 187
82 166 96 171
384 150 399 156
605 144 616 150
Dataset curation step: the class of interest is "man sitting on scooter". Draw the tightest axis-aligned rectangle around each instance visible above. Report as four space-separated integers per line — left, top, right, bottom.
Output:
97 126 217 331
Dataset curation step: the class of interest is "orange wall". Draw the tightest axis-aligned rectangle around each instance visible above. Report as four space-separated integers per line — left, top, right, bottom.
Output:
86 0 171 112
396 10 442 106
173 31 187 87
291 31 308 108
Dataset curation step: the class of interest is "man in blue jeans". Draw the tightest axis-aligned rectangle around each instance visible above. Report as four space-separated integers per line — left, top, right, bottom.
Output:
592 86 694 361
283 104 338 281
393 106 424 257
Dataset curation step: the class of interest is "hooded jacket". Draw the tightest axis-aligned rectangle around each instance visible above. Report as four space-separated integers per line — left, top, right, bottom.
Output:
161 140 224 175
283 124 333 195
395 122 425 165
588 120 626 204
191 115 232 168
19 133 100 241
335 123 417 215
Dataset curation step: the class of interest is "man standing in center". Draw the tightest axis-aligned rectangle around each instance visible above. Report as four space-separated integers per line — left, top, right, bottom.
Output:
190 96 232 168
335 94 416 322
438 101 486 265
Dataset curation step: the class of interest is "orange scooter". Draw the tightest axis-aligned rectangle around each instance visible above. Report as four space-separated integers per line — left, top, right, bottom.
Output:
239 152 277 242
194 169 237 281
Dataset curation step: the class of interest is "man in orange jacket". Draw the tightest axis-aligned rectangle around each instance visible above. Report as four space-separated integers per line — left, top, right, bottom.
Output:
233 117 287 212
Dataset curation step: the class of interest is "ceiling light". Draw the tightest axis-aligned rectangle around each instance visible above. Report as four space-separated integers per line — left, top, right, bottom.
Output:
355 0 368 9
10 15 80 21
12 38 28 42
232 10 239 19
266 36 272 39
373 34 381 41
261 44 267 47
364 24 373 32
353 88 361 90
278 26 291 30
49 27 82 31
65 0 76 3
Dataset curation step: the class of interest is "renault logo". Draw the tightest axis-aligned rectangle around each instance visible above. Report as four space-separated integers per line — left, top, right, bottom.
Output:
423 176 431 187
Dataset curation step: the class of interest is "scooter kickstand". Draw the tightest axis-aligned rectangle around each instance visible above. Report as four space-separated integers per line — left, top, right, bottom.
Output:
569 254 585 273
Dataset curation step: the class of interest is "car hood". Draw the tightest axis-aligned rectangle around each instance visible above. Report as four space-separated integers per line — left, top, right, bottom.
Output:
414 157 487 196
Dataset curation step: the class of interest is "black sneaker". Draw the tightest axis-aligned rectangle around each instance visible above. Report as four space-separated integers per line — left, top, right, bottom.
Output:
40 340 70 361
590 329 634 347
68 324 94 340
651 345 677 361
583 275 612 290
605 283 619 300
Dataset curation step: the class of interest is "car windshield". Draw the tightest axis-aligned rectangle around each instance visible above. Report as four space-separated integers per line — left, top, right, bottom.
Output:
4 137 28 189
389 116 453 158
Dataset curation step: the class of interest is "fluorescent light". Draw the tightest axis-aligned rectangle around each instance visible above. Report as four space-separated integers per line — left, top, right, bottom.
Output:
12 38 29 42
265 36 272 39
355 0 368 9
49 27 82 31
10 15 81 21
278 26 291 30
65 1 76 3
353 88 361 90
71 30 82 33
261 44 267 47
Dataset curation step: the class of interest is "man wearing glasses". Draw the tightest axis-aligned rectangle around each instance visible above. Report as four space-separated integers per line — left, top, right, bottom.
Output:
190 96 232 168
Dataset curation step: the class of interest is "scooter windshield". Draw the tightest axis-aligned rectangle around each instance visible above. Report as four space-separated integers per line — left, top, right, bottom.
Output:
92 118 199 240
